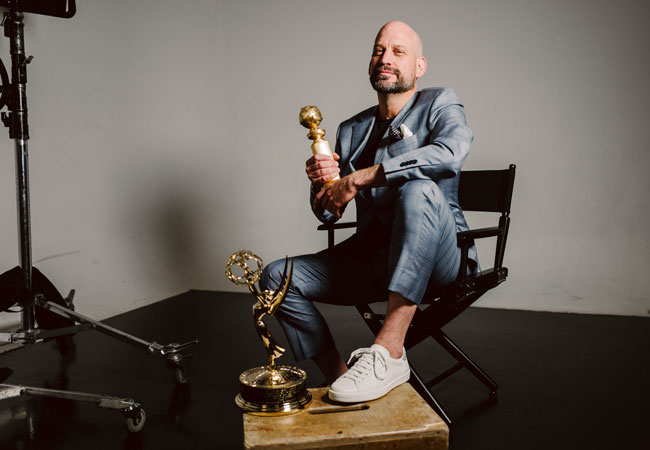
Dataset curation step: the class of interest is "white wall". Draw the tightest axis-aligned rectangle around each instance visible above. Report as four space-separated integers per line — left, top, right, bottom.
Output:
1 0 648 331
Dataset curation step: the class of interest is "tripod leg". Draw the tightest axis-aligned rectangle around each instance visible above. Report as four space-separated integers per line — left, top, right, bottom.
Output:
0 384 146 432
35 298 198 361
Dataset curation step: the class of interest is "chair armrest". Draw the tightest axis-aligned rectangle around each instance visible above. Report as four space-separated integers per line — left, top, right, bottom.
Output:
456 226 503 281
317 222 357 231
320 223 501 241
457 226 503 244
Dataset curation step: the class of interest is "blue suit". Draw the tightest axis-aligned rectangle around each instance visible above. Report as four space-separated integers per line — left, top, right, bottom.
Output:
261 87 477 361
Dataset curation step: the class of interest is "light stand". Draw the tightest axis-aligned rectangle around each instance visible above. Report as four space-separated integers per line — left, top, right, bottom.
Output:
0 1 197 432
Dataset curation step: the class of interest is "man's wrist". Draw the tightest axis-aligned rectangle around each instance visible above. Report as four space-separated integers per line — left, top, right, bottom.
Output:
349 164 386 190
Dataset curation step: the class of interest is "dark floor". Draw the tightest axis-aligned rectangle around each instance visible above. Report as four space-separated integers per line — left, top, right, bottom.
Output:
0 290 648 449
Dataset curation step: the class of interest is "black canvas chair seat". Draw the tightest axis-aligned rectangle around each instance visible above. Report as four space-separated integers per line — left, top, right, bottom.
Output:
318 164 516 424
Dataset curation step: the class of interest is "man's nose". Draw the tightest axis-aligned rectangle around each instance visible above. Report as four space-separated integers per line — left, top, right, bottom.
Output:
378 51 395 67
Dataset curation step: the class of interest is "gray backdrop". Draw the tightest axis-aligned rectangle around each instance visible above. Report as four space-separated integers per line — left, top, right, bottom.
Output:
1 0 648 331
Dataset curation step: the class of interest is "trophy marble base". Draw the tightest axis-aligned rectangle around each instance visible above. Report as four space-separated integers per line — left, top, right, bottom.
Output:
236 365 312 416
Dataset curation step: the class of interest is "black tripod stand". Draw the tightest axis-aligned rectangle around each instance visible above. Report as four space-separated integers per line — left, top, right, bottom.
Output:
0 1 197 432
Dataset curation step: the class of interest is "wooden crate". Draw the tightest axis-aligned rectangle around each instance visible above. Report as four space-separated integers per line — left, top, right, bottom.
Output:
243 383 449 449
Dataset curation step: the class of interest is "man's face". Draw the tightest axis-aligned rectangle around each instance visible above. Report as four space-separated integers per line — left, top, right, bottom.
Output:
368 24 423 94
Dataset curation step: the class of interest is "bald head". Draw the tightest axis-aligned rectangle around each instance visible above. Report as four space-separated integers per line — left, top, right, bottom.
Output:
369 21 427 95
375 21 423 58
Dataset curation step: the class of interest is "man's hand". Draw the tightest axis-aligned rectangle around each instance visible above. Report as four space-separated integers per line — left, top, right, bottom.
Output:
312 163 386 219
314 176 358 219
306 153 340 189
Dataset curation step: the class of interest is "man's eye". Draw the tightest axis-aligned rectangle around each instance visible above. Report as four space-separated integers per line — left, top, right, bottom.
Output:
373 48 384 56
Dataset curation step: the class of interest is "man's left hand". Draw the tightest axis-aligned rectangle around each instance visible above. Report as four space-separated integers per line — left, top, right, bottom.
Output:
314 176 359 219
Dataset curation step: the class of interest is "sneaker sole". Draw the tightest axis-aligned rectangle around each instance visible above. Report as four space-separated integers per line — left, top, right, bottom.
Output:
328 370 411 403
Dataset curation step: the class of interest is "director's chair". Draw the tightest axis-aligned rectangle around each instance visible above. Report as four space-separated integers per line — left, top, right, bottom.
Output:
318 164 516 424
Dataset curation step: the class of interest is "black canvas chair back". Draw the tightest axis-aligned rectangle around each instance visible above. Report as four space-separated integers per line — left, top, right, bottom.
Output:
318 164 516 424
457 164 516 273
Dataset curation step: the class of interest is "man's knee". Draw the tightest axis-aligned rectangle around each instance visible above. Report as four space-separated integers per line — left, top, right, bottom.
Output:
261 256 317 299
396 180 445 211
259 259 286 292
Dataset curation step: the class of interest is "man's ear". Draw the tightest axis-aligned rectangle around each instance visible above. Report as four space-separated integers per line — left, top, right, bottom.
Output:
416 56 427 79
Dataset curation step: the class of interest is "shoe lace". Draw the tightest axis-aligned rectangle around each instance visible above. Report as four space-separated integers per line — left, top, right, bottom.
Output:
343 347 387 382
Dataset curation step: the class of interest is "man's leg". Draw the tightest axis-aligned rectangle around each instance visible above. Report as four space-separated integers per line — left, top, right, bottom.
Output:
374 179 462 357
329 180 461 402
374 292 417 358
387 180 462 303
260 237 389 383
375 180 460 352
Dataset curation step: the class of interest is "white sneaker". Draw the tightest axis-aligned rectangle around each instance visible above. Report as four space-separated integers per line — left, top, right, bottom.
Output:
328 344 410 403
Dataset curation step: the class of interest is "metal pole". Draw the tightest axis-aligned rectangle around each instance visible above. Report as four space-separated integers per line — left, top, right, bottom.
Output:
5 9 35 331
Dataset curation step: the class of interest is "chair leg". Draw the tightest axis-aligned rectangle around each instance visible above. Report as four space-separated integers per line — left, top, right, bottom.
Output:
356 303 500 421
408 364 452 425
431 329 498 396
356 304 453 422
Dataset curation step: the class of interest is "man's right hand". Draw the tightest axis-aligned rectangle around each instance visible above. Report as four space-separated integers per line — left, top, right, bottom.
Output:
305 153 340 190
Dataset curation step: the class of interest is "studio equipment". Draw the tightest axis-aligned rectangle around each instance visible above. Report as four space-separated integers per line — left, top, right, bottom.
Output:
0 0 198 432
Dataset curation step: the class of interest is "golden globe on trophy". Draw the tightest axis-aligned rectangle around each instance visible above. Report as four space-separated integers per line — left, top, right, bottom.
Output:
225 250 311 415
299 105 340 189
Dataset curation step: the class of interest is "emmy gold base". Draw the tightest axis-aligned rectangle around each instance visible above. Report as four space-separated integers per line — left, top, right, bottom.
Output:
236 365 312 416
235 392 312 416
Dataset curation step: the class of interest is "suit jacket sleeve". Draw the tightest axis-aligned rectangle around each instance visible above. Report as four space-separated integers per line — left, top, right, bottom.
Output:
381 89 473 184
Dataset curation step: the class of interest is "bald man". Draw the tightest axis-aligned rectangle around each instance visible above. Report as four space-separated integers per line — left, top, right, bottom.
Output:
261 21 476 403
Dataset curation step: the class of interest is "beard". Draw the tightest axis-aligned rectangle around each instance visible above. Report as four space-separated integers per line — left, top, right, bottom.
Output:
370 65 415 93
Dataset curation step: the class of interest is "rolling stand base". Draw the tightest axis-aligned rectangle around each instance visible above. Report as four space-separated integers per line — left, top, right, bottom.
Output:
0 293 199 431
0 384 147 432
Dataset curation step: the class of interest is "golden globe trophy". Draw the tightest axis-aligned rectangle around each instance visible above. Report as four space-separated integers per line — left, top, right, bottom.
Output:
225 250 311 415
299 105 340 189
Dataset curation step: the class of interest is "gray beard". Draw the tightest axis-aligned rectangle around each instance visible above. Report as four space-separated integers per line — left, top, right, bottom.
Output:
370 70 415 94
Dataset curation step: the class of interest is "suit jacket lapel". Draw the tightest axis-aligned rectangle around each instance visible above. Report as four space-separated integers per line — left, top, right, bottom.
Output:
374 91 421 165
348 107 377 169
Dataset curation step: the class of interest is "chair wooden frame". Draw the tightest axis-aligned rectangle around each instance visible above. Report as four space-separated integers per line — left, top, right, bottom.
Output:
317 164 516 424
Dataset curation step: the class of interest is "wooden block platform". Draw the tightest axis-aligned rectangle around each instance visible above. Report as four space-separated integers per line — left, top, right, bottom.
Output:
243 383 449 449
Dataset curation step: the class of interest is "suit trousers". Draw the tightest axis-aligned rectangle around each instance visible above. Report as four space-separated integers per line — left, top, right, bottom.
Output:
260 180 462 361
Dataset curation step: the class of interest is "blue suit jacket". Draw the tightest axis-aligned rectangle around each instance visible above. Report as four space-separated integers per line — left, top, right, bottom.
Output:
311 87 477 265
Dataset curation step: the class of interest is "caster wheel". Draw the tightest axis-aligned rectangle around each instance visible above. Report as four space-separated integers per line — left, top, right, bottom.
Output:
125 408 146 433
172 366 188 385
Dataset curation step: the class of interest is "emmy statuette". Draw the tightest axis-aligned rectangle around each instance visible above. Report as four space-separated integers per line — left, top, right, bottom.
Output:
225 250 311 415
